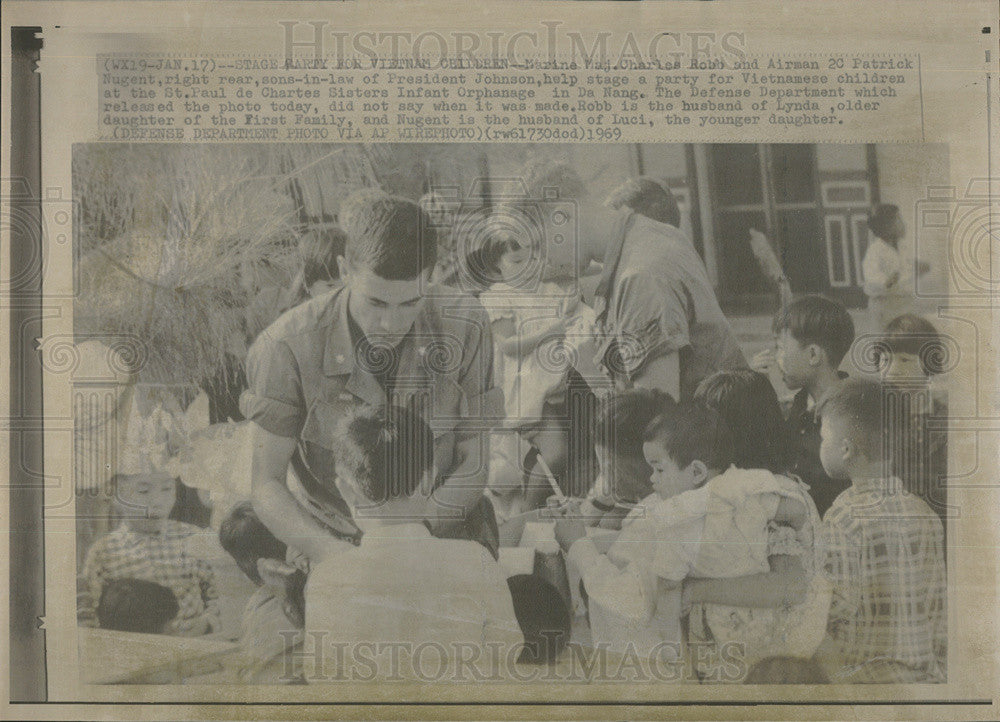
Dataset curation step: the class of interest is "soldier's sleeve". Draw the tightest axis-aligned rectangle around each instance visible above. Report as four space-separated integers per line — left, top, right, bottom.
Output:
243 331 306 439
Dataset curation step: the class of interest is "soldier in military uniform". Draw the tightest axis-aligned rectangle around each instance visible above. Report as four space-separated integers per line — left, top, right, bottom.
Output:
244 191 502 563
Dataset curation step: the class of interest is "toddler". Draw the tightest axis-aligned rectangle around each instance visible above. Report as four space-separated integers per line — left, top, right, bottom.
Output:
477 218 597 518
878 313 949 524
80 471 220 636
556 402 811 667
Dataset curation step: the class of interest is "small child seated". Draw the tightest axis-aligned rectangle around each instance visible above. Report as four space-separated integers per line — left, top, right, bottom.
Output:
219 502 306 683
816 378 946 683
878 313 949 524
476 221 598 518
576 388 675 529
497 388 674 548
80 471 220 636
753 295 856 518
556 402 810 666
305 404 522 680
96 578 179 635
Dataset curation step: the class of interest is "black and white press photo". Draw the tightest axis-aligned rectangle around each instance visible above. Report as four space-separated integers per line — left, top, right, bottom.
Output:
68 142 953 685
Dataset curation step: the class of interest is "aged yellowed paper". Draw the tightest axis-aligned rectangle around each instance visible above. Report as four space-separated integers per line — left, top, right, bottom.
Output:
2 1 998 719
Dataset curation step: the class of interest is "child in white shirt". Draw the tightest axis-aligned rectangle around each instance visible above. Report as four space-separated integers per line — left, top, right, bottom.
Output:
862 204 928 331
305 404 522 681
476 221 597 519
556 403 813 671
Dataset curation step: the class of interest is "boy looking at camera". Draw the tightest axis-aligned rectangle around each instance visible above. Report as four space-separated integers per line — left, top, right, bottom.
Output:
79 471 220 636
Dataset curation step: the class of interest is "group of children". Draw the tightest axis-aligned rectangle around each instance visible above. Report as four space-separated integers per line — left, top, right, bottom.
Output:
546 293 947 683
76 175 949 684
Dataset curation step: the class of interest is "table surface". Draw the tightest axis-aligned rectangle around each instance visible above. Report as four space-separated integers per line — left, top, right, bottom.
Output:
78 627 240 684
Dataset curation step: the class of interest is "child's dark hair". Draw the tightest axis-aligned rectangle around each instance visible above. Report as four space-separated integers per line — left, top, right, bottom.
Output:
109 473 179 520
339 190 437 280
219 501 288 586
590 388 675 502
880 314 946 377
97 578 179 634
744 656 829 684
507 574 571 664
300 226 348 288
333 404 434 502
773 294 856 368
868 203 903 244
643 402 734 473
694 369 793 473
472 232 530 287
819 378 887 463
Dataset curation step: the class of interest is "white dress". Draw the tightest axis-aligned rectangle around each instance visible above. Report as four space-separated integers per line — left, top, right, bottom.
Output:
862 238 912 329
479 280 596 422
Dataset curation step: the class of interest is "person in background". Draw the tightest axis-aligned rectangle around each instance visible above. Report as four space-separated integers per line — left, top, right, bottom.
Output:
519 160 746 401
475 220 598 519
816 378 946 683
606 176 682 228
96 578 179 635
752 295 856 518
878 313 950 527
79 471 220 636
420 190 460 287
299 226 348 299
862 204 928 331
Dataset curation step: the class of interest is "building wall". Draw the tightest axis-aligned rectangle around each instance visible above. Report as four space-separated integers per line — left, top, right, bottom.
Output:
816 144 867 173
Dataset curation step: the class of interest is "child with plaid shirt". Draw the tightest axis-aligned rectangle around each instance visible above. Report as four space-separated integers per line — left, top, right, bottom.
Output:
79 472 220 636
816 378 946 683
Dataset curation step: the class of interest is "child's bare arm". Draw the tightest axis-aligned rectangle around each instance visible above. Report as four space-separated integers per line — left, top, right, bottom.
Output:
499 317 566 358
682 555 808 609
772 496 808 530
